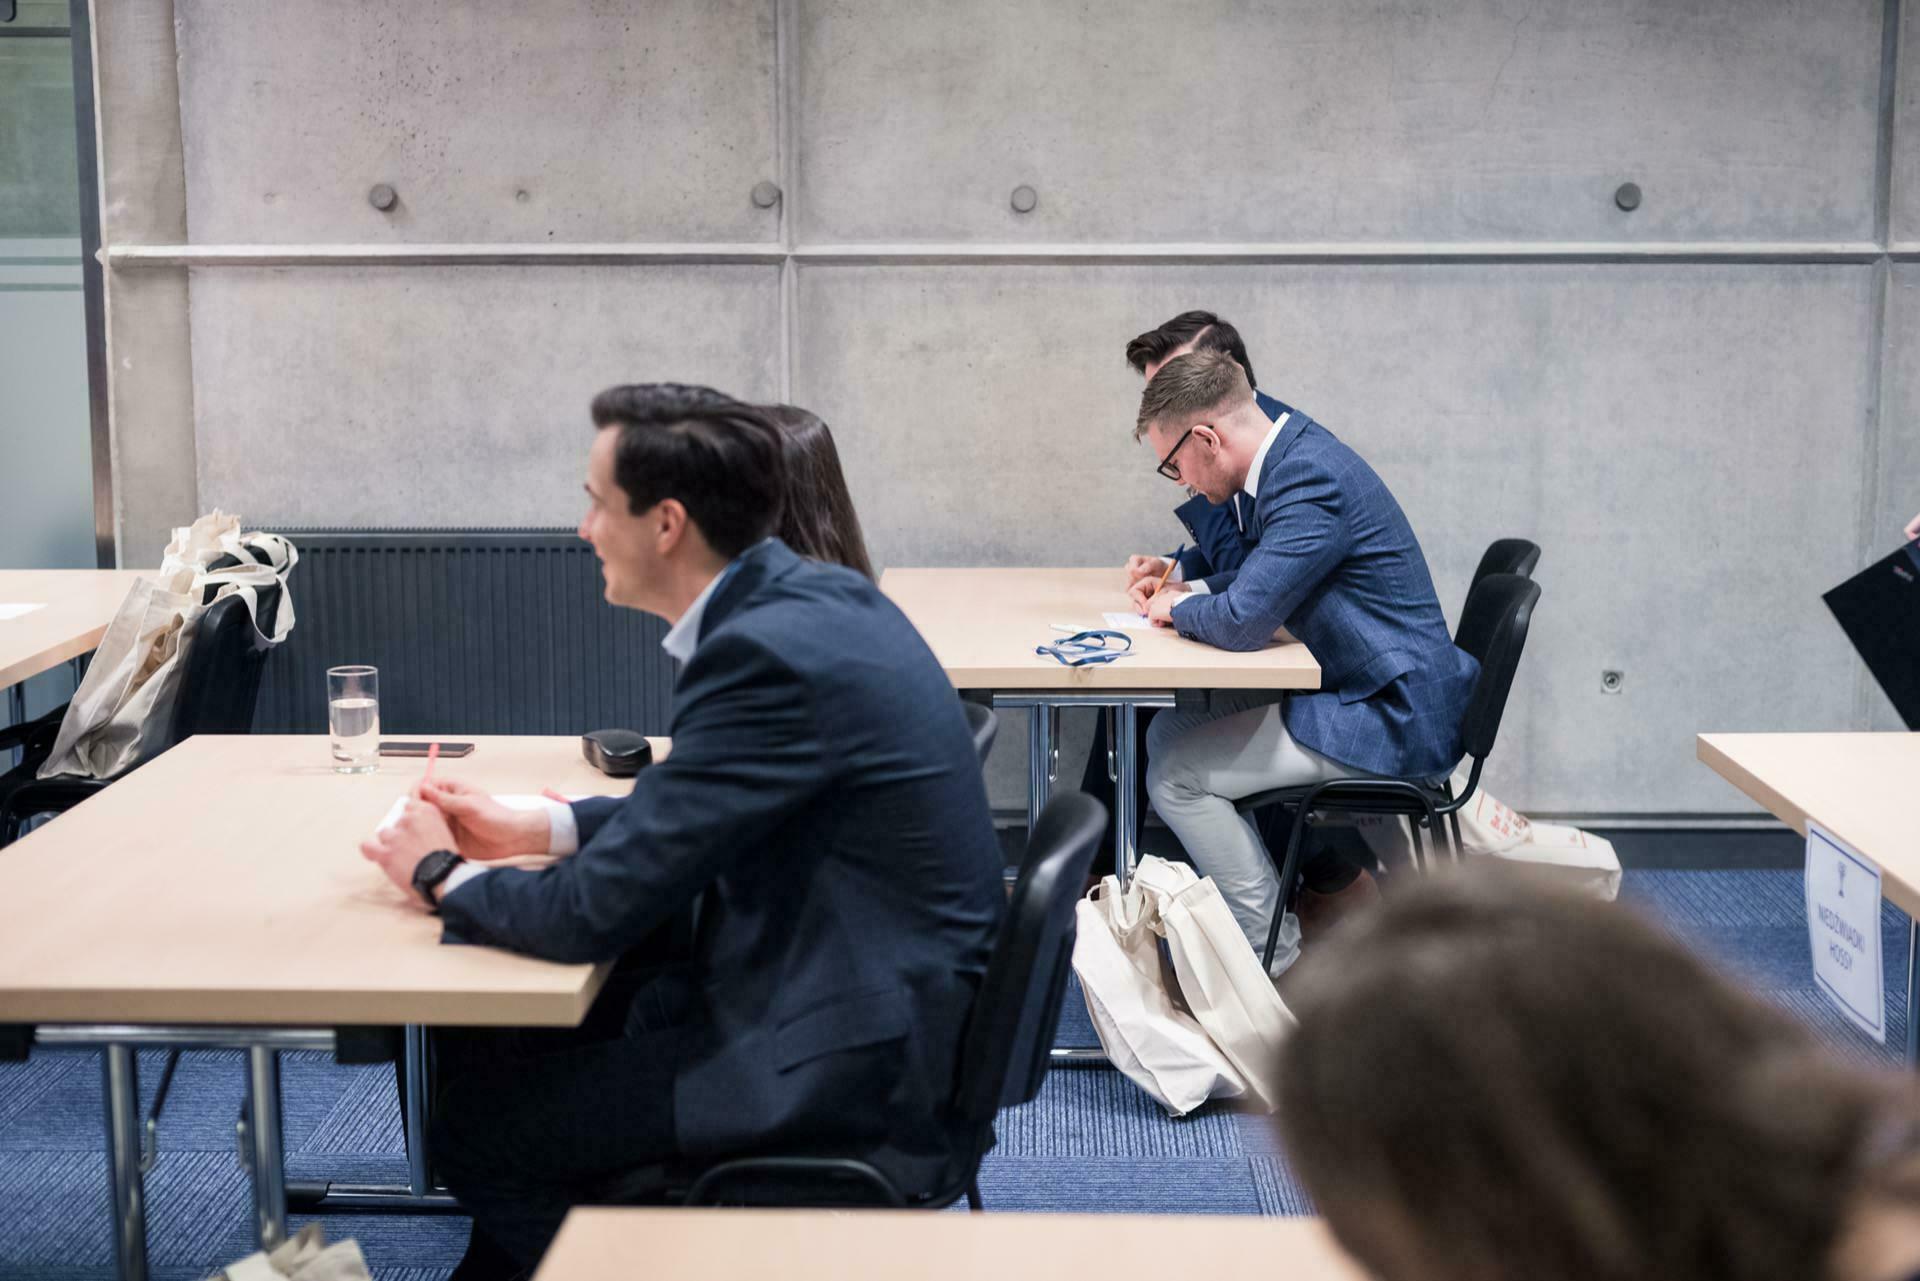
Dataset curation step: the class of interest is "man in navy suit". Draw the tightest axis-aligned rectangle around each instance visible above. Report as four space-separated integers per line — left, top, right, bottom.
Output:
360 384 1005 1276
1081 312 1262 844
1131 351 1476 973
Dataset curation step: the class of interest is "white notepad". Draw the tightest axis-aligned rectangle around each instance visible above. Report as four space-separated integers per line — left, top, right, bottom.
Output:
0 603 47 622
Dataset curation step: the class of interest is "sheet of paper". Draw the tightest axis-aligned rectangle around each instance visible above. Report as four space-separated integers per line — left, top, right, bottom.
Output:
1805 821 1885 1044
1101 612 1150 630
374 792 579 832
0 603 47 622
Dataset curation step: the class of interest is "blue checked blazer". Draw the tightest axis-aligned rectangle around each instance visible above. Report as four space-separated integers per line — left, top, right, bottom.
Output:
1170 406 1478 780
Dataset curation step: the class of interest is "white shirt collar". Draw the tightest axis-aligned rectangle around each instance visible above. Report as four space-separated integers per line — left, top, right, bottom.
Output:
1242 411 1291 500
661 565 730 665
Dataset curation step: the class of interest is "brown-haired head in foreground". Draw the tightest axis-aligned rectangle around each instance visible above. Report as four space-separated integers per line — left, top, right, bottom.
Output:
758 404 876 581
1133 348 1253 443
1125 310 1258 387
1273 868 1920 1281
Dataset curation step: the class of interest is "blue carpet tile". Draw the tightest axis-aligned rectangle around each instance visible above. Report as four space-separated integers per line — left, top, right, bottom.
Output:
0 868 1907 1279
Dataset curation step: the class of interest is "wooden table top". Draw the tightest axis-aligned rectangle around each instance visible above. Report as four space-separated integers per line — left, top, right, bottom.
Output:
1697 732 1920 917
0 733 667 1027
535 1209 1366 1281
881 568 1321 691
0 569 150 690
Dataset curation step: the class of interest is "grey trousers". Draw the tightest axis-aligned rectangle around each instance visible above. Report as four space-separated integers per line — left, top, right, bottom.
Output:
1145 692 1364 974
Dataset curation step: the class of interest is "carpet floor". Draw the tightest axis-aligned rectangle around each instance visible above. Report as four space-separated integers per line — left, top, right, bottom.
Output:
0 868 1905 1280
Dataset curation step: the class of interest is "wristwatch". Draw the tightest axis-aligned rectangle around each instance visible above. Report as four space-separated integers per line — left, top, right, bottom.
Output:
411 848 466 910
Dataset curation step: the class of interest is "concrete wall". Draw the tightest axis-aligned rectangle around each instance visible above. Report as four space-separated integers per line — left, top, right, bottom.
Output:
90 0 1920 814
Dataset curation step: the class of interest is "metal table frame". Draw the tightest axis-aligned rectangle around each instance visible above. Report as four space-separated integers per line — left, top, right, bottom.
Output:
988 689 1180 1068
32 1023 456 1281
1907 927 1919 1065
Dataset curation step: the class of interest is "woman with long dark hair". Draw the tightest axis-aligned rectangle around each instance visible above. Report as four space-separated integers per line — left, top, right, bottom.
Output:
759 405 875 581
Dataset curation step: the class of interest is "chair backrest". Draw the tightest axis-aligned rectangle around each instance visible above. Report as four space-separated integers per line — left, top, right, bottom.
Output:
1466 538 1539 616
963 701 998 766
951 791 1106 1123
166 590 282 745
1452 572 1540 762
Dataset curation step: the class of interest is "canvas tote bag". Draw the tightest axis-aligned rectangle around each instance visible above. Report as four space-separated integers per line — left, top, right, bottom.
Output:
213 1223 372 1281
1072 869 1251 1116
1129 856 1297 1111
1352 766 1622 900
39 512 296 780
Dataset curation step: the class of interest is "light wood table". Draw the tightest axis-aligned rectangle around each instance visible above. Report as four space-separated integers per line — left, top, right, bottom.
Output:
536 1208 1366 1281
0 732 663 1281
0 568 147 690
0 569 148 766
883 567 1321 880
883 567 1320 693
1697 732 1920 1060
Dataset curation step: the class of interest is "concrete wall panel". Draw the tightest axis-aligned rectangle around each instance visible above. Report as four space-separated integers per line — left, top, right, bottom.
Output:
798 0 1883 246
94 0 199 563
1870 264 1920 730
797 263 1876 813
189 266 782 526
1892 4 1920 244
175 0 779 245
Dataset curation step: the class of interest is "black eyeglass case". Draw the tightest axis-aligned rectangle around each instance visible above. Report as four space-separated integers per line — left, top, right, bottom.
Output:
583 729 653 777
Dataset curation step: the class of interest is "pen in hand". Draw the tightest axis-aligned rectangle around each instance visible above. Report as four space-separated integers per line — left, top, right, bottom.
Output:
1144 545 1186 614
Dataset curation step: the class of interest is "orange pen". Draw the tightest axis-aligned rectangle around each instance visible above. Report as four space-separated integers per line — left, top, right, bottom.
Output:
1145 545 1186 613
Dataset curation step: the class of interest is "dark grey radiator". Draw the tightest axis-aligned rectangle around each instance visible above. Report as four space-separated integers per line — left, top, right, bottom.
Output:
253 529 672 736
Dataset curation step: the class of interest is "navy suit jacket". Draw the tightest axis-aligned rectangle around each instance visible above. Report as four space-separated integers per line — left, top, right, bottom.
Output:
1170 408 1478 780
439 539 1006 1186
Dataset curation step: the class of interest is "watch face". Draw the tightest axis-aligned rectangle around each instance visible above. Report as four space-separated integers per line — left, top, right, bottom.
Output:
415 849 461 893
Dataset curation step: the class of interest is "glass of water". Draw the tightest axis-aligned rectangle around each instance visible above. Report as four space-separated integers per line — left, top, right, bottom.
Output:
327 665 380 774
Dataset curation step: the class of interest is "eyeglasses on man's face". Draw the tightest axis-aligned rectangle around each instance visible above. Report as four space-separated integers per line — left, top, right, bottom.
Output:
1156 424 1207 482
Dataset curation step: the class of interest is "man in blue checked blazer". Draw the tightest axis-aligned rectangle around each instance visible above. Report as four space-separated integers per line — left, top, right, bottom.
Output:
1133 349 1477 971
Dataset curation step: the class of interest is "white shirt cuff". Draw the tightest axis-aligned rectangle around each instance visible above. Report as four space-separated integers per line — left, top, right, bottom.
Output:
1169 561 1186 583
548 802 580 856
441 861 489 896
1186 578 1212 595
437 802 575 902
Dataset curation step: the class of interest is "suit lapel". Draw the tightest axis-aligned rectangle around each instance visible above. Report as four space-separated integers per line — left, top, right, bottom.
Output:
1246 413 1310 543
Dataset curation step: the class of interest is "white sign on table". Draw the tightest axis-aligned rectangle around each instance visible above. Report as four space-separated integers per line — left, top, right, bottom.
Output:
1805 821 1885 1044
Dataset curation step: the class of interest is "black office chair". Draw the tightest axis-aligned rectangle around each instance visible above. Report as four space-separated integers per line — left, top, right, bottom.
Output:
665 791 1108 1211
0 583 283 843
1231 573 1541 968
963 700 998 766
1471 538 1540 596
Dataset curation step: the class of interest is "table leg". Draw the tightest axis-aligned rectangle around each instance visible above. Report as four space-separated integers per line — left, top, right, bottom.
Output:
1114 703 1140 885
244 1047 288 1249
8 684 25 772
1907 915 1918 1067
404 1026 432 1196
102 1045 149 1281
1026 702 1057 838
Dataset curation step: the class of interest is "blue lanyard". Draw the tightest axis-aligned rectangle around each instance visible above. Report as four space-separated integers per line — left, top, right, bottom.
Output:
1036 629 1134 667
